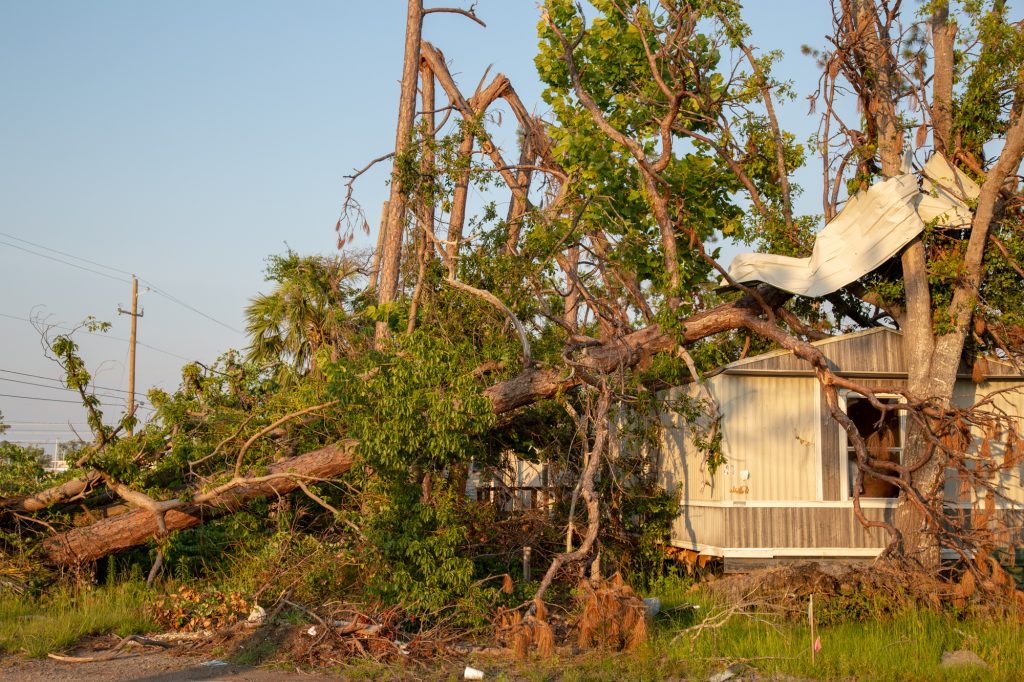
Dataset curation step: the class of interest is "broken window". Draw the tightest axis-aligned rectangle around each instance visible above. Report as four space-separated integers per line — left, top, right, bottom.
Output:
845 396 903 498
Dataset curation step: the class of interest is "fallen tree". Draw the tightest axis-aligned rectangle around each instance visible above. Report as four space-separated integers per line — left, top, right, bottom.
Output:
39 441 356 565
32 286 787 567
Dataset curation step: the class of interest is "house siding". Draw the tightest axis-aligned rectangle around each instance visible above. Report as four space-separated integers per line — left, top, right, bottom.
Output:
671 505 893 550
672 505 1024 554
653 328 1024 558
709 375 819 501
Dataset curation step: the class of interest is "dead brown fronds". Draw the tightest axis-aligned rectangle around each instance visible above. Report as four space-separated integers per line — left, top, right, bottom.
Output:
501 573 514 594
576 572 647 651
662 545 718 577
495 598 555 658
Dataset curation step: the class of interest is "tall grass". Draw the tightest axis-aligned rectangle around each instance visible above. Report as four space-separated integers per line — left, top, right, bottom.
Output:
630 575 1022 681
664 608 1022 681
487 575 1022 681
0 581 156 658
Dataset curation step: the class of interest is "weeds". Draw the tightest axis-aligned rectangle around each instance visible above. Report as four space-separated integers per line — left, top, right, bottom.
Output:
0 580 155 658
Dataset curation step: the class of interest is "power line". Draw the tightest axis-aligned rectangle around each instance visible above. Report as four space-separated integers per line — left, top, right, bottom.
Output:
0 230 134 277
0 232 243 336
0 392 96 405
0 367 134 395
0 239 129 284
1 439 83 444
0 376 148 406
0 392 155 411
1 417 92 421
0 374 143 401
0 312 195 363
5 425 88 430
139 278 244 335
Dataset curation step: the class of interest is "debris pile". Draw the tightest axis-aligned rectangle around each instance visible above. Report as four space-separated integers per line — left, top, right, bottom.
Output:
152 589 251 632
576 572 648 651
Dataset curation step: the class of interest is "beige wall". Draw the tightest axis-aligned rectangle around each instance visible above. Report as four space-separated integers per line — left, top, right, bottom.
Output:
948 381 1024 506
656 375 821 504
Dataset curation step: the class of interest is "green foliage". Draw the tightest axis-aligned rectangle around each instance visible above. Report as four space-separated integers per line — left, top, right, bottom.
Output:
336 332 495 477
245 250 365 383
951 0 1024 161
360 486 477 616
0 441 47 497
319 332 502 618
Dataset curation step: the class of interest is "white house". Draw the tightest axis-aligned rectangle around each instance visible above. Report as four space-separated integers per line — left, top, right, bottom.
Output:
654 328 1024 569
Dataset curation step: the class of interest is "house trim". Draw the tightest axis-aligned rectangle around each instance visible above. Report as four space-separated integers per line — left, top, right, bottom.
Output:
814 383 824 501
721 369 1021 381
673 541 884 559
684 499 898 509
682 499 1024 510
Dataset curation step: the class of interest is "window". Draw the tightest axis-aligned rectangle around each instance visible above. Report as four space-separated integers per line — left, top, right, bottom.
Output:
845 395 903 498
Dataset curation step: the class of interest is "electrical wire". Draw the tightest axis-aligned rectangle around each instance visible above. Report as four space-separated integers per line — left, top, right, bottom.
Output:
0 312 195 363
4 426 90 431
0 376 149 406
1 417 90 421
0 392 98 405
1 439 82 444
0 232 243 336
138 278 244 335
0 238 129 284
0 367 134 395
0 393 155 412
0 230 134 277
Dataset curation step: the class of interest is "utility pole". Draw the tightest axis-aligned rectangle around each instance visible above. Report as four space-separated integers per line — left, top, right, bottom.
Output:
117 275 144 435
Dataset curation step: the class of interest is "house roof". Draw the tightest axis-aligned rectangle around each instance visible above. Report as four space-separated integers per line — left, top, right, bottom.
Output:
721 327 1023 379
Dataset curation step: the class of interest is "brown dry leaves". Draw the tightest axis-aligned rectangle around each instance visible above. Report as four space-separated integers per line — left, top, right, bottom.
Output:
151 589 250 632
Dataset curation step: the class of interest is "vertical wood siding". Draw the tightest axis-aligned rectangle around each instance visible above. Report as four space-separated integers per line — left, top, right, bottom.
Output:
671 506 894 549
654 386 722 503
708 375 819 501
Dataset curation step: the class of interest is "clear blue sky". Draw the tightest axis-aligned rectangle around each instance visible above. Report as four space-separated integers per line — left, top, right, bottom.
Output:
0 1 833 450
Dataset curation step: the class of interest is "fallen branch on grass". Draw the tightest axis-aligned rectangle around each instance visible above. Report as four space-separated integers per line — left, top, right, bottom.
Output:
47 634 171 663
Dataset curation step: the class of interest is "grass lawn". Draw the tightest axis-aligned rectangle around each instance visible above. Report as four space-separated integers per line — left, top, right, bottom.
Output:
0 581 156 658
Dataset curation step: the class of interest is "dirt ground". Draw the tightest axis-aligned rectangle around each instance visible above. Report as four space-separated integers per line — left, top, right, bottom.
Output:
0 652 324 682
0 631 498 682
0 631 392 681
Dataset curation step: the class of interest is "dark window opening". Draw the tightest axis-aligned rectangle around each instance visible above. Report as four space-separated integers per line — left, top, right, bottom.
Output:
846 396 902 498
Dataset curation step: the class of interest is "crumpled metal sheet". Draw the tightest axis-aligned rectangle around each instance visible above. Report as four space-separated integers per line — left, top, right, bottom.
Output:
723 154 979 298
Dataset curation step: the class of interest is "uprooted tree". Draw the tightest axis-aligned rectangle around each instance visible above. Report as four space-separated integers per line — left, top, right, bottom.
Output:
4 0 1024 614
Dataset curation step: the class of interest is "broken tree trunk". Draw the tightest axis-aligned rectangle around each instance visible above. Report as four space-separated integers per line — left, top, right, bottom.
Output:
39 442 356 565
375 0 424 345
35 288 786 566
1 471 103 514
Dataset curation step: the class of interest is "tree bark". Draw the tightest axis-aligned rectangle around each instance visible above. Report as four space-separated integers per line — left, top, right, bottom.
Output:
407 59 436 334
447 127 475 274
376 0 424 345
893 107 1024 565
1 471 102 514
39 442 356 565
931 2 956 155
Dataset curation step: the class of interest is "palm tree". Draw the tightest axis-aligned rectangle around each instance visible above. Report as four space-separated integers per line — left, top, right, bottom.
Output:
245 251 361 382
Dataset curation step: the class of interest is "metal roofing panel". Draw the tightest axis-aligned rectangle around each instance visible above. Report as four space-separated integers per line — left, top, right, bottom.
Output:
724 154 979 297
